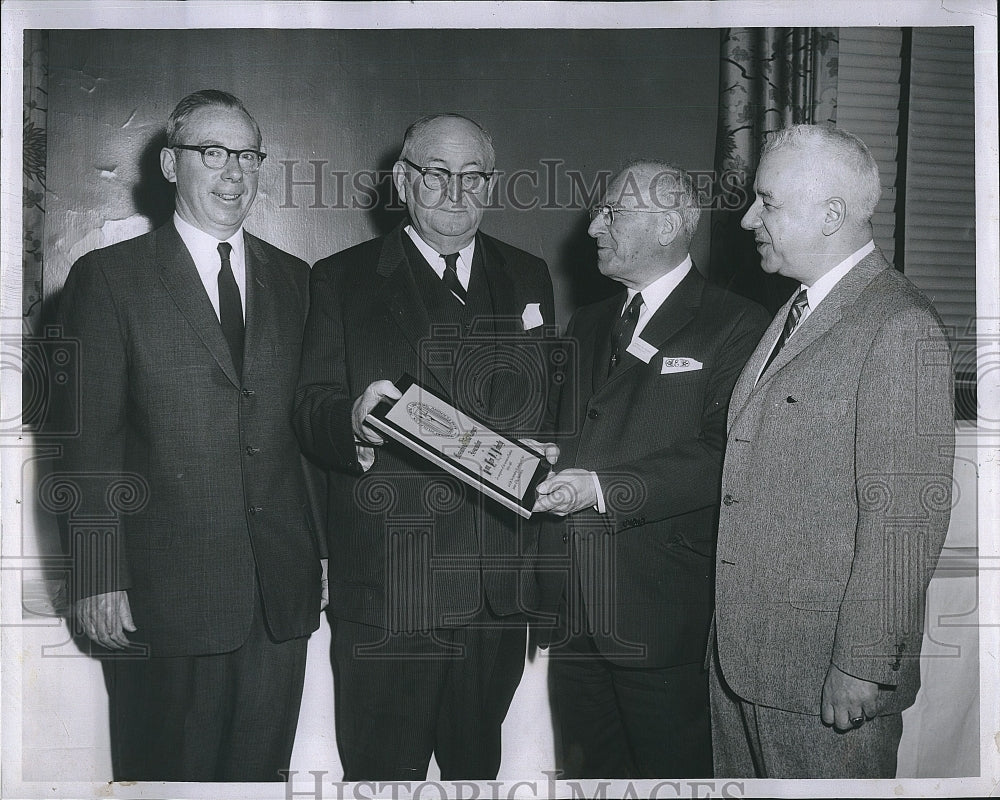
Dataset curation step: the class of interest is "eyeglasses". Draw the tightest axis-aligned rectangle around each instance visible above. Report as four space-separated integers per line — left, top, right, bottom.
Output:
173 144 267 173
401 158 493 193
589 203 666 226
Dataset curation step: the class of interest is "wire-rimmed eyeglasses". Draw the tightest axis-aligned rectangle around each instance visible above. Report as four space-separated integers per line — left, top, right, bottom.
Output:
589 203 666 226
173 144 267 173
401 158 493 193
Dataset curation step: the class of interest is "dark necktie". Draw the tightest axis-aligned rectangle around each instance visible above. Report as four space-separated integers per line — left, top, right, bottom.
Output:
441 252 467 304
217 241 244 377
759 287 809 379
609 292 643 374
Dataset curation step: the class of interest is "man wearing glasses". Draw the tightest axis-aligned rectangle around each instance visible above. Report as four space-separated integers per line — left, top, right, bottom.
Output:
295 113 554 779
58 90 324 781
532 162 769 777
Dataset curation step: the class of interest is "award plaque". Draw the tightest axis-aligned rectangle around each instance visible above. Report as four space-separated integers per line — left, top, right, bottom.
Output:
366 374 549 518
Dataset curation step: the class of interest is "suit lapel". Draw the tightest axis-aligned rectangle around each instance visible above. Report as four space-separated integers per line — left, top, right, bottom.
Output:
242 233 270 381
755 252 889 389
601 267 702 388
590 294 622 391
378 226 451 394
156 223 241 387
730 250 891 426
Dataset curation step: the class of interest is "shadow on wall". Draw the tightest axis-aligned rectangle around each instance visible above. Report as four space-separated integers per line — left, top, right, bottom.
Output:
134 130 175 231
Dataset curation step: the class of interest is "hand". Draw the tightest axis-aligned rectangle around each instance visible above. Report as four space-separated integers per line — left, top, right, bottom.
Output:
519 438 560 467
821 663 881 731
319 558 329 612
73 590 136 650
351 380 402 445
532 468 598 515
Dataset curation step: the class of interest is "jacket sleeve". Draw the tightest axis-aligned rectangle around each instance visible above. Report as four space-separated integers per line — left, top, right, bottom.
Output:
832 306 954 686
57 255 133 598
293 258 363 476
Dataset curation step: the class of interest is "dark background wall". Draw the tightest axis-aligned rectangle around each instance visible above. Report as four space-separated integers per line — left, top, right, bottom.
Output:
44 28 720 326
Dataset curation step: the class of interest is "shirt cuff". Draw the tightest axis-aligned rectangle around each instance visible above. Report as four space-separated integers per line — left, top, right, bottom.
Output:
356 443 375 472
591 472 606 514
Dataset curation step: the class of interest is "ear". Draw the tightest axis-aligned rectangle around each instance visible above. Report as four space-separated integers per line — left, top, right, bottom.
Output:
656 210 682 247
392 161 409 204
160 147 178 184
821 197 847 236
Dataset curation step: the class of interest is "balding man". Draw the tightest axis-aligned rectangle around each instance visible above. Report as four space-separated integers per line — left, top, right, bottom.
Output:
532 161 769 778
710 124 955 778
295 113 554 779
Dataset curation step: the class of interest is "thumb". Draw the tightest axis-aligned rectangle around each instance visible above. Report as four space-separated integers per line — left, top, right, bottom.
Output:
118 594 137 632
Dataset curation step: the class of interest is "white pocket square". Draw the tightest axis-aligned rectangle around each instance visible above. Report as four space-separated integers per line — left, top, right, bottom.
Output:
521 302 543 330
661 357 703 374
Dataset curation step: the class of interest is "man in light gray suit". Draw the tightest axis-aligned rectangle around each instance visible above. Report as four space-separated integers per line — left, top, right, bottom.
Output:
711 124 955 778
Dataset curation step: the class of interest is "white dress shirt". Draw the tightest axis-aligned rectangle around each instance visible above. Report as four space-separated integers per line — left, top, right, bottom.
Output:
405 225 475 290
173 213 247 320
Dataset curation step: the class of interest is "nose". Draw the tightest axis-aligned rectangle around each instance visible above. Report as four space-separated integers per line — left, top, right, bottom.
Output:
221 153 245 181
741 198 761 230
445 175 463 203
587 213 606 238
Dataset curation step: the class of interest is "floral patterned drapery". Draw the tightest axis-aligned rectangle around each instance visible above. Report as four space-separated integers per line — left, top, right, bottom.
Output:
23 30 48 334
710 28 839 312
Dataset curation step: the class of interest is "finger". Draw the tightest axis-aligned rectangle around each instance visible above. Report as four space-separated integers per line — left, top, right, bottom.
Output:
119 599 137 633
821 699 835 726
356 422 385 445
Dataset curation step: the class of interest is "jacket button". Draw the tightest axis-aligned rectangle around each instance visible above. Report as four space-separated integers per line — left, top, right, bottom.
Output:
249 505 262 515
723 494 736 506
561 533 568 543
241 388 255 397
587 408 599 419
246 446 259 455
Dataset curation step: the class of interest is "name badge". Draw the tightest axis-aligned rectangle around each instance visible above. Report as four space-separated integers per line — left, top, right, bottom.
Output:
626 337 659 364
661 357 703 374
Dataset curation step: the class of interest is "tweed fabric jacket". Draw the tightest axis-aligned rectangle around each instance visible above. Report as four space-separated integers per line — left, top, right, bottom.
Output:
714 249 955 715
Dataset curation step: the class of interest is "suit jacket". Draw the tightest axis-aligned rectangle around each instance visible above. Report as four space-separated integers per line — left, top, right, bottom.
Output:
534 267 770 668
714 249 955 715
58 222 324 657
294 222 555 631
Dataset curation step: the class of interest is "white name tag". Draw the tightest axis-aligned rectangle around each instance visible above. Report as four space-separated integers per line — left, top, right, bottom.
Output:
626 337 659 364
661 357 703 374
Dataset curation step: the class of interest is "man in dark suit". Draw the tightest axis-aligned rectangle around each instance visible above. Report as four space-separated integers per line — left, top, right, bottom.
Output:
58 90 324 782
711 124 955 778
294 113 554 780
531 161 770 778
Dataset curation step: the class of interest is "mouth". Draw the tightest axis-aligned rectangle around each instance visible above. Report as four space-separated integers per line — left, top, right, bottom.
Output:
212 191 243 203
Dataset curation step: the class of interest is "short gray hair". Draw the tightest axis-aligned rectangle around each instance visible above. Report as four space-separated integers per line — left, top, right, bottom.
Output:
761 123 881 222
166 89 261 148
399 113 495 170
614 160 702 243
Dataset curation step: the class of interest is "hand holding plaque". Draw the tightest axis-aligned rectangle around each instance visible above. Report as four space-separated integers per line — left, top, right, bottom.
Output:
366 375 552 518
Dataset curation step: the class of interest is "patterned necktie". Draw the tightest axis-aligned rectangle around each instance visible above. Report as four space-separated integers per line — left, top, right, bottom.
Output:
609 292 644 374
217 241 244 377
760 287 809 379
441 252 467 304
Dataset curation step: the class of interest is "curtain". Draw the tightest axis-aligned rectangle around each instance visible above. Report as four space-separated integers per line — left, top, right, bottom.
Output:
23 30 48 335
710 28 839 312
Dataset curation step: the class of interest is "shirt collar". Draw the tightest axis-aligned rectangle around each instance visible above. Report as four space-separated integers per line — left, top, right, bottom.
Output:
404 225 476 280
623 255 692 317
802 240 875 309
173 213 245 263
